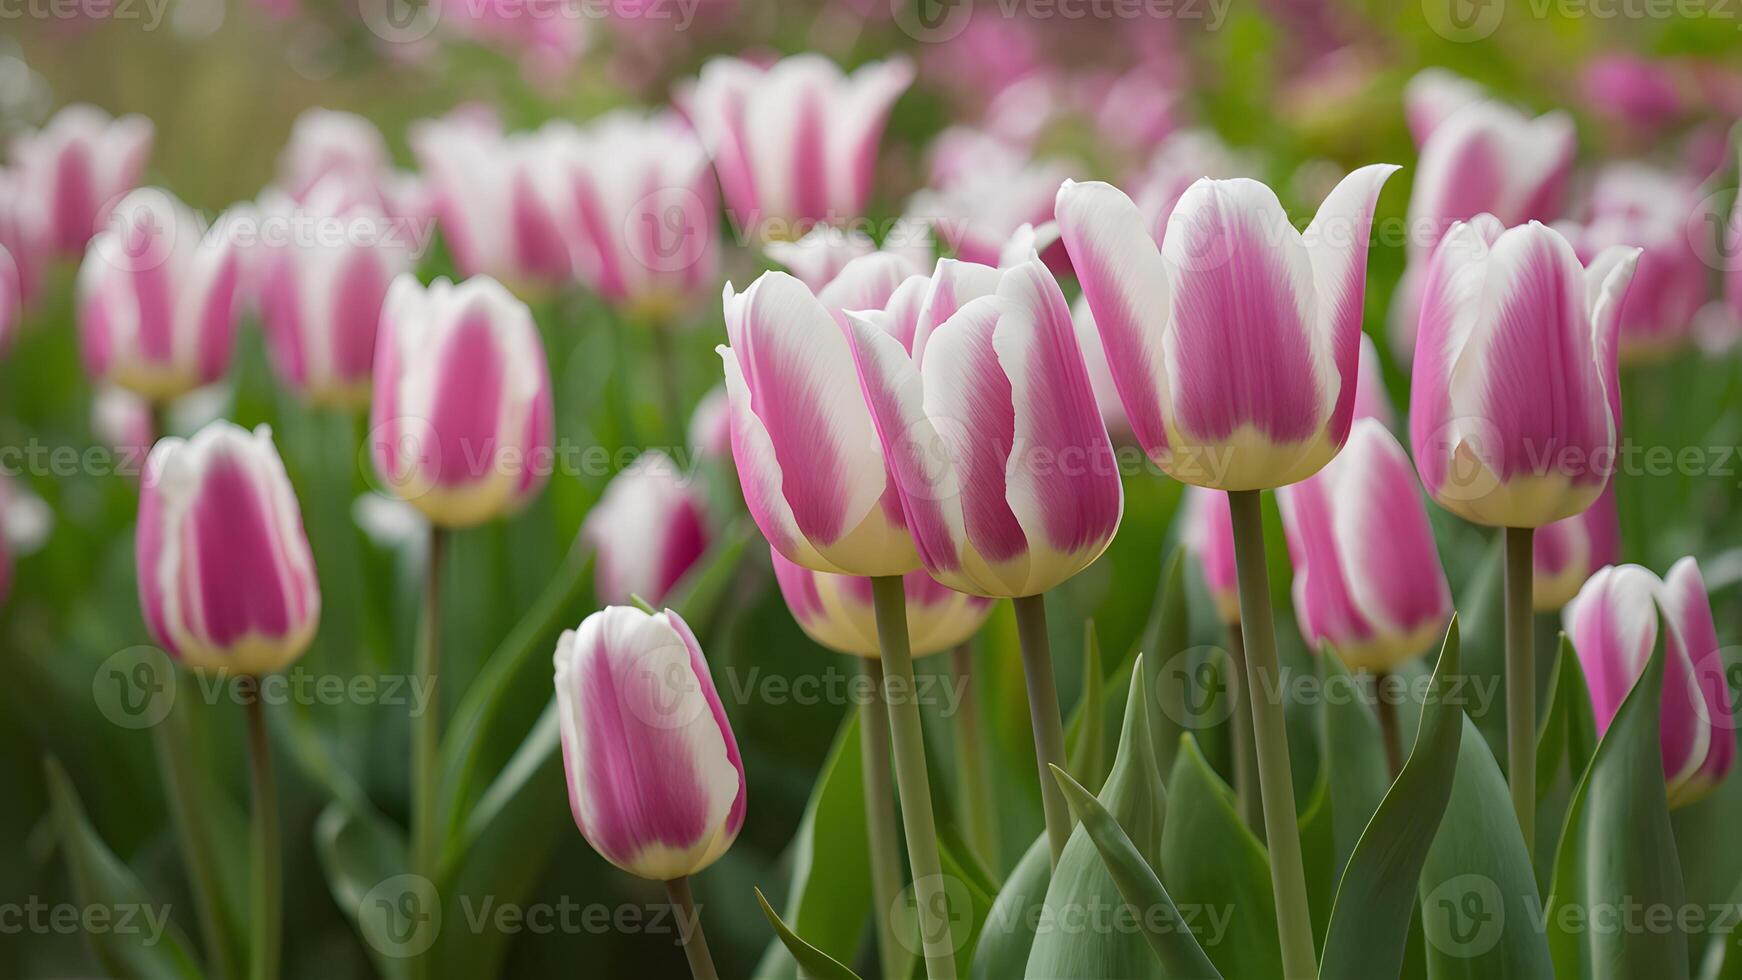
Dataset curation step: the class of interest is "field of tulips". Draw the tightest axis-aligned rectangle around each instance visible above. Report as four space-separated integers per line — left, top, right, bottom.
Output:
5 1 1742 978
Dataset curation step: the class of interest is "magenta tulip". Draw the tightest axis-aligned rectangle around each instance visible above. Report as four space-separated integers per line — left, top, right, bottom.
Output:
1182 485 1240 626
1409 216 1640 528
684 53 913 236
78 188 244 401
369 274 554 527
276 108 428 225
764 224 933 292
1056 165 1398 490
770 547 993 659
13 104 153 256
553 605 746 879
1534 485 1620 612
909 147 1072 268
584 452 711 606
1277 418 1453 671
1567 558 1734 808
137 421 320 674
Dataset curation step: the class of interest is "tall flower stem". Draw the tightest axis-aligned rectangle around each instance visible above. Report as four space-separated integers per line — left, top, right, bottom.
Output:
663 876 720 980
1374 671 1403 779
1503 526 1536 857
152 687 240 980
410 527 446 980
242 681 281 980
1011 594 1071 865
870 576 957 980
1226 624 1262 833
950 644 999 866
860 658 908 980
647 316 687 445
1226 489 1317 980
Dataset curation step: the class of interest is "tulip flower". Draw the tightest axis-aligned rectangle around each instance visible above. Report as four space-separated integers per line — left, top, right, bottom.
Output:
255 180 417 408
584 452 712 606
12 104 153 255
1410 216 1639 528
409 113 575 291
1402 67 1486 147
78 188 244 402
684 53 913 237
1351 333 1395 430
549 111 719 321
1058 165 1396 976
553 605 741 978
1392 100 1575 355
92 385 154 476
1130 129 1253 244
0 244 17 357
1582 54 1685 137
1056 165 1397 490
276 108 428 225
1534 485 1620 612
1069 293 1132 444
1567 558 1735 808
688 385 732 464
908 147 1073 268
1182 485 1240 626
369 274 554 528
1557 164 1708 363
0 168 45 308
770 546 993 658
1411 214 1640 857
1278 418 1453 672
763 225 877 290
136 421 320 674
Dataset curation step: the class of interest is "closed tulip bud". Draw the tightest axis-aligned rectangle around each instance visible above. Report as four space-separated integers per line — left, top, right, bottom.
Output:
1391 102 1575 356
1277 418 1453 672
684 53 913 236
256 181 416 408
552 111 719 322
847 254 1124 597
137 421 320 674
553 605 746 879
369 274 554 527
1181 485 1239 626
1409 216 1639 528
1567 559 1734 808
1056 165 1399 490
1557 164 1708 363
770 546 993 658
584 452 711 606
717 266 921 577
0 244 17 358
409 114 574 291
78 188 244 401
14 104 153 256
1533 485 1620 612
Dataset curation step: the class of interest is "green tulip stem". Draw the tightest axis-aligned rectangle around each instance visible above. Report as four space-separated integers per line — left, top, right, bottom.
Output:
409 527 446 980
1012 593 1073 866
1504 525 1536 857
1227 489 1318 980
242 682 281 980
663 876 720 980
870 576 958 980
860 658 908 980
151 689 240 980
1226 623 1263 833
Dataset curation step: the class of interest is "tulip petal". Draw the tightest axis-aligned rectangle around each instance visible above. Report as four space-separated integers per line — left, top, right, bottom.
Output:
1304 164 1399 446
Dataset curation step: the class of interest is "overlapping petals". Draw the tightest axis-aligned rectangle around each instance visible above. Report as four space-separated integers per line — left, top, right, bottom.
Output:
769 547 993 658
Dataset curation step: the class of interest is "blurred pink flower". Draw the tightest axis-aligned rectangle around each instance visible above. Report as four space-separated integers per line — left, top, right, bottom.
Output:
12 104 153 256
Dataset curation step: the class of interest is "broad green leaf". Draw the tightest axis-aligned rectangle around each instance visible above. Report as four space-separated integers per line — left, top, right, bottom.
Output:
1318 647 1391 878
313 800 412 980
937 828 1000 980
1051 764 1223 978
1418 717 1554 978
1161 734 1281 978
1457 537 1508 762
1319 618 1464 979
1065 620 1108 793
1546 625 1689 979
968 834 1050 980
1025 656 1169 979
43 758 205 980
754 888 864 980
754 709 876 979
1533 635 1597 886
1139 553 1192 779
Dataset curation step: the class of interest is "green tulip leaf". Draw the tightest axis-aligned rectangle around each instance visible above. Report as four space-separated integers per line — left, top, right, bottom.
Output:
968 834 1051 980
1065 619 1109 794
313 798 412 980
754 888 864 980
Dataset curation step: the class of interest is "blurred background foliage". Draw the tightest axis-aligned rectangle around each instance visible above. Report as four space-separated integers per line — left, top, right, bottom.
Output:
3 0 1742 977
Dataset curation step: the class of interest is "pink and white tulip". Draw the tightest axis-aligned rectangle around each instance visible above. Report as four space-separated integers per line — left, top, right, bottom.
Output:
1409 216 1639 528
770 546 994 659
92 386 154 476
276 108 428 225
550 111 718 321
846 255 1124 597
688 385 732 464
1392 100 1575 355
763 223 934 292
1567 559 1734 808
78 188 244 401
1056 165 1398 490
369 275 554 527
137 421 320 674
1558 164 1709 363
255 180 417 408
1181 485 1239 626
1350 333 1396 431
717 259 925 577
1582 54 1685 137
909 144 1072 268
1278 418 1453 672
409 113 574 291
1130 130 1253 244
0 244 17 357
12 104 153 256
684 53 914 236
584 452 711 606
553 605 745 879
1402 68 1486 148
0 168 46 309
1534 485 1620 612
